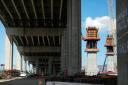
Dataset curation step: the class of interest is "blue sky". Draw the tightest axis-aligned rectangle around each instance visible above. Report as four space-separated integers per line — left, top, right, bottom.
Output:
0 0 116 68
81 0 116 67
0 21 5 65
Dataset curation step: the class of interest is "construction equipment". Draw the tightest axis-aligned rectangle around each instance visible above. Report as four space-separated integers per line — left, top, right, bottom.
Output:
107 0 117 73
102 0 117 73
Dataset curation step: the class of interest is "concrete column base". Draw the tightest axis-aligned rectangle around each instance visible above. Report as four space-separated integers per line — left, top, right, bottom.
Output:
107 55 115 72
85 53 99 76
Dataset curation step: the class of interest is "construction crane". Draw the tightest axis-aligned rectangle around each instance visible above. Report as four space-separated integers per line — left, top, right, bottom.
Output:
107 0 116 35
102 0 117 73
107 0 117 72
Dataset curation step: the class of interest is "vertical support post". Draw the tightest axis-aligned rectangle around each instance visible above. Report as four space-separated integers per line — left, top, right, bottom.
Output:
36 60 38 74
48 58 51 76
61 30 67 72
67 0 81 75
31 64 33 73
16 50 22 71
28 63 30 73
5 34 13 70
26 60 29 73
21 55 26 72
11 37 13 69
61 0 81 76
107 55 115 72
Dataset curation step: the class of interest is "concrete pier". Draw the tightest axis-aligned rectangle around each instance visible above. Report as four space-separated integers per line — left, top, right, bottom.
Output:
61 0 81 75
86 53 99 76
83 27 100 76
5 35 13 70
16 50 21 71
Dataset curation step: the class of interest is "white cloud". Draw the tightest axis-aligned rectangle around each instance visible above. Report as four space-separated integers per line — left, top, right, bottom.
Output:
82 16 116 33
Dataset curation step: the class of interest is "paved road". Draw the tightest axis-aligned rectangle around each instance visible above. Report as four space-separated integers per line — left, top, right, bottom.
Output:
0 78 41 85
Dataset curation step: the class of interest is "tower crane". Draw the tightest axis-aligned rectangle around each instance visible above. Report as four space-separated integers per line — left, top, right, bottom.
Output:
107 0 116 35
102 0 117 73
107 0 117 72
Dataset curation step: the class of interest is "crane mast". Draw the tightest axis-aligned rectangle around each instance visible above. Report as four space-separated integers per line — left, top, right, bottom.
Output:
107 0 115 35
107 0 117 73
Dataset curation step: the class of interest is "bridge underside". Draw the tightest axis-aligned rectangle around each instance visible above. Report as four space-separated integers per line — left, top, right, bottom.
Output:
0 0 81 76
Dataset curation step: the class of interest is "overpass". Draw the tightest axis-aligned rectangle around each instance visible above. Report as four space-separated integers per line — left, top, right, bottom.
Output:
0 0 81 76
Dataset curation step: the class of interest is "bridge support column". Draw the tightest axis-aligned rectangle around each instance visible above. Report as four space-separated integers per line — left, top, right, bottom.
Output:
26 60 29 73
61 0 81 75
48 58 52 76
5 34 13 70
16 50 21 71
36 60 38 74
21 56 26 72
28 63 30 73
31 64 34 73
33 66 36 74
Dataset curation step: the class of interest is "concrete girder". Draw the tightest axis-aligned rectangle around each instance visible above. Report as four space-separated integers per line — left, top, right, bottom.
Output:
1 0 13 19
47 36 50 46
59 0 63 26
51 0 53 26
18 46 60 53
31 0 37 19
19 36 24 46
13 36 19 45
21 0 29 19
6 28 64 36
42 36 46 46
37 36 40 46
25 36 29 45
0 15 8 27
31 36 35 46
21 0 30 26
11 0 21 19
41 0 45 25
53 36 55 46
59 0 63 19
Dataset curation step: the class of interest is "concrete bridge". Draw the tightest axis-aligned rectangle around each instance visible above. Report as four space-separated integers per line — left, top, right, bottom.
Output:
0 0 81 76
